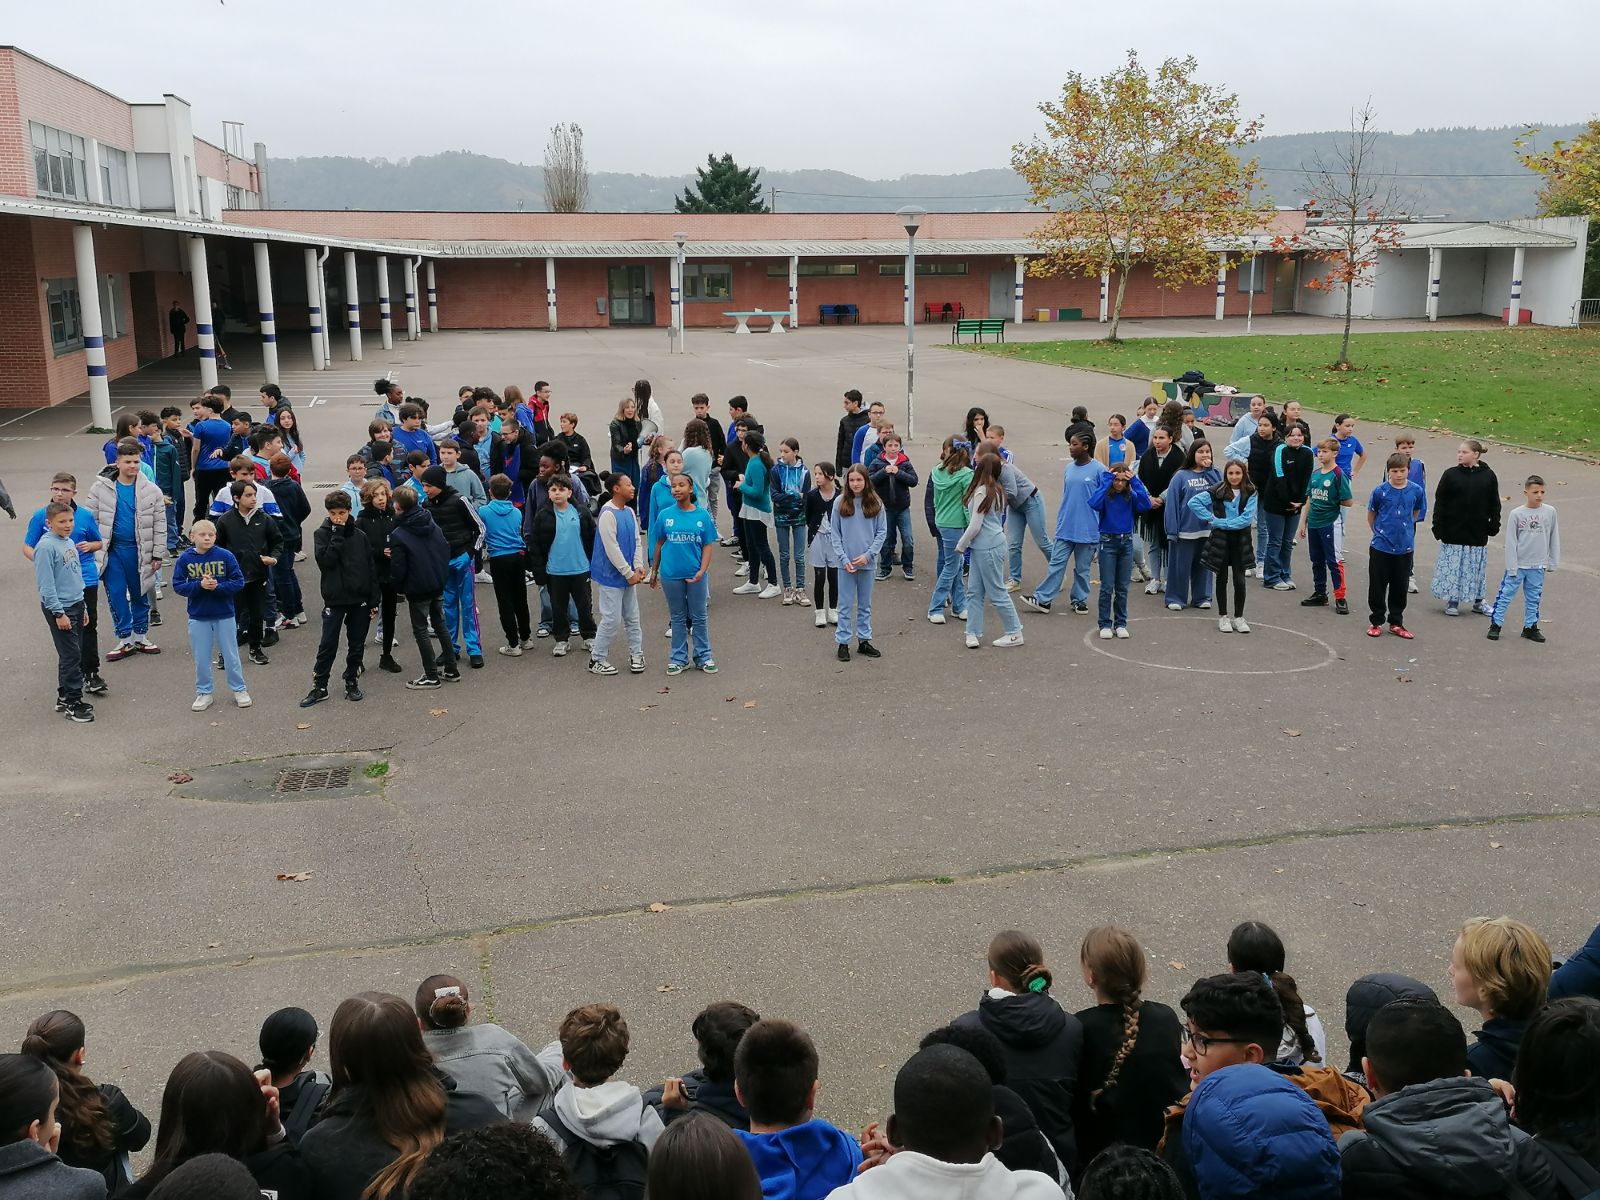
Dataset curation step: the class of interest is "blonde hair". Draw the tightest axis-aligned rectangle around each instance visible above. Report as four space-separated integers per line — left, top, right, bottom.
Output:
189 519 216 536
1459 917 1553 1019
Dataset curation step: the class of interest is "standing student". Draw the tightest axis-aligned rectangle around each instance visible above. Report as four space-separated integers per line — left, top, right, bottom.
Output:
1243 413 1279 577
589 474 647 676
421 466 485 669
646 449 698 550
650 472 719 675
1136 426 1181 596
1094 414 1139 471
1090 462 1152 640
437 440 485 508
690 395 728 533
721 397 752 549
214 480 282 665
1064 405 1097 451
806 462 841 628
1277 399 1313 446
1488 475 1559 643
481 474 532 657
188 398 233 523
33 502 93 722
1190 459 1256 634
609 396 643 496
734 431 780 598
23 474 107 699
771 438 810 604
1161 440 1220 612
835 389 869 473
1261 424 1313 590
1365 453 1427 640
300 492 376 707
1023 433 1108 615
640 436 674 531
1395 432 1426 593
868 432 917 582
633 378 665 469
680 419 717 516
488 419 540 508
387 487 459 689
87 439 166 661
355 480 402 674
525 473 597 658
1126 398 1160 458
150 412 183 558
954 455 1025 649
855 400 889 466
269 454 311 628
998 450 1050 593
556 411 593 474
170 518 249 711
827 464 887 662
391 403 438 467
926 437 973 625
339 456 367 515
1298 439 1354 613
1430 439 1501 617
274 406 307 476
160 407 194 541
1331 413 1366 572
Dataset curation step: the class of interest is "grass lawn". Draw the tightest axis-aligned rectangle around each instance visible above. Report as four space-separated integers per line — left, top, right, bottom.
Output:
962 328 1600 456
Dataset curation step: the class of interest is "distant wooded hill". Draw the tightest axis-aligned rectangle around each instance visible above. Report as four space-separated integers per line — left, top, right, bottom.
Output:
268 125 1584 220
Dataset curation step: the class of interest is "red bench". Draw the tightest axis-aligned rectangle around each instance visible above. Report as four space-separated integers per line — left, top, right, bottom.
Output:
922 301 965 323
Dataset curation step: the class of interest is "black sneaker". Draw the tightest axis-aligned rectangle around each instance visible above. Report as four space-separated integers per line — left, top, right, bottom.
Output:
1071 600 1090 614
378 655 403 673
299 686 330 708
1486 624 1501 641
440 666 462 682
149 607 163 627
64 701 94 723
345 682 365 702
262 629 280 648
249 649 269 666
1020 594 1052 613
874 570 891 581
83 674 108 695
837 643 850 662
1300 594 1328 607
1521 624 1546 643
405 675 441 690
857 640 882 659
54 696 68 713
1334 598 1350 615
469 654 484 669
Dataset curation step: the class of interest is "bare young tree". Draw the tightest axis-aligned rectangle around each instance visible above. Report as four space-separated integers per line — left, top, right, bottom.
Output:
1275 103 1408 368
543 123 590 213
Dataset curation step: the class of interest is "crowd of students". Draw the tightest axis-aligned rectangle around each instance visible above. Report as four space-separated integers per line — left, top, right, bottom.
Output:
3 916 1597 1200
24 381 1563 720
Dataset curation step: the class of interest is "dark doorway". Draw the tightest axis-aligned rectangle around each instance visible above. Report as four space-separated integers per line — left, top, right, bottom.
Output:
607 266 655 326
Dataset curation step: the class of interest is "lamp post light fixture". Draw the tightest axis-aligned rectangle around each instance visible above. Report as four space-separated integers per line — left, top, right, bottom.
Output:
673 231 688 353
896 205 927 439
1246 235 1262 335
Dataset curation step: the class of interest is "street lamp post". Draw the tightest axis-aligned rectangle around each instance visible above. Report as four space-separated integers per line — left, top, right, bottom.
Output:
1246 236 1261 335
673 232 688 354
896 205 926 440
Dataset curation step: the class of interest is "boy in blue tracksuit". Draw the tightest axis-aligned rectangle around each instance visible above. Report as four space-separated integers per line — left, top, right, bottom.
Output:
481 474 532 654
1089 464 1152 638
171 518 251 709
1366 454 1427 639
34 503 92 721
1024 433 1108 613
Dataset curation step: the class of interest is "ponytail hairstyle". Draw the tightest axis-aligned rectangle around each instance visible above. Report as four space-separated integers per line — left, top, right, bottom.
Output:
987 929 1052 996
1227 921 1320 1063
939 435 972 475
0 1053 59 1147
20 1011 110 1159
329 992 448 1200
742 430 774 474
812 461 837 488
837 463 882 519
415 974 470 1031
256 1007 319 1081
964 453 1005 515
1080 927 1147 1111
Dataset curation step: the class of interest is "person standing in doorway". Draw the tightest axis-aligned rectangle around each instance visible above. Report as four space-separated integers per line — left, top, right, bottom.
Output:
169 301 190 357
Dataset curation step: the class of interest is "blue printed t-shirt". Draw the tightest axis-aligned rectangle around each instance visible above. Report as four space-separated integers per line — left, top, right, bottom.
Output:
545 505 588 575
650 505 717 580
1368 480 1425 555
113 482 136 547
192 418 233 470
26 505 102 587
1334 433 1364 478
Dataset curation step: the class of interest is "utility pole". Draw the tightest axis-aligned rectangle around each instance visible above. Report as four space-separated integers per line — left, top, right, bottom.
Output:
769 186 778 212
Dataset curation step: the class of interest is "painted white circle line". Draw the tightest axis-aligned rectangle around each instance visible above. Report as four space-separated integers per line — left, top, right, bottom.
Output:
1081 616 1340 675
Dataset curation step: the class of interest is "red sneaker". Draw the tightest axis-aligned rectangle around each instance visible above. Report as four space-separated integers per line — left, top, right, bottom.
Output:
1389 625 1414 640
1366 625 1383 637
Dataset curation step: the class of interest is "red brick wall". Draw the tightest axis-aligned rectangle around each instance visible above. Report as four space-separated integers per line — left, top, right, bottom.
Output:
0 215 47 405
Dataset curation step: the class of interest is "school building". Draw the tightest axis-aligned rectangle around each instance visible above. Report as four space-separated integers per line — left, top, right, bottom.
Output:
1 45 1590 419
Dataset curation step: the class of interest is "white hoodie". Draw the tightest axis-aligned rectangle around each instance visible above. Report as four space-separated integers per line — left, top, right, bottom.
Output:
825 1150 1068 1200
534 1078 664 1154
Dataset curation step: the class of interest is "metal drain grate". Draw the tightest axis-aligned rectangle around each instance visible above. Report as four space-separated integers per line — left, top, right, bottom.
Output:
276 766 353 792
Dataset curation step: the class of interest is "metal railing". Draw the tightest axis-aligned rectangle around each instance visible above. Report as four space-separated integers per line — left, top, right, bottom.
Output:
1580 298 1600 325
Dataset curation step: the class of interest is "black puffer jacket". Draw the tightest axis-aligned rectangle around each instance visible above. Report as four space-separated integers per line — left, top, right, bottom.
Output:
425 486 482 557
354 504 395 585
215 505 284 583
1432 462 1501 547
313 519 378 608
386 505 450 598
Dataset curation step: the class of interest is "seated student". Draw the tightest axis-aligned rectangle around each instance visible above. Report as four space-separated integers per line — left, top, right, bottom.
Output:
953 930 1083 1178
1338 998 1555 1200
414 974 561 1122
1550 924 1600 1001
0 1053 107 1199
1161 973 1367 1193
1340 974 1437 1090
1183 1064 1340 1200
1515 998 1600 1198
146 1153 263 1200
915 1025 1063 1182
1078 1145 1184 1200
647 1113 763 1200
645 1001 760 1130
532 1004 662 1192
299 993 501 1200
1226 921 1327 1067
21 1010 150 1194
411 1123 578 1200
826 1045 1061 1200
1449 916 1553 1081
255 1008 329 1144
732 1019 861 1200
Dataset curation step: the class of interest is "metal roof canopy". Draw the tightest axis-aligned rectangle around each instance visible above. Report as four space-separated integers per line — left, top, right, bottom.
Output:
1299 221 1576 252
412 235 1278 259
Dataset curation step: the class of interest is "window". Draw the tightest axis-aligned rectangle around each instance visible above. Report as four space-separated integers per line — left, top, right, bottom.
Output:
683 263 732 301
878 260 968 277
767 262 858 277
1238 256 1268 293
30 122 89 201
46 280 83 353
99 275 125 339
99 146 130 207
226 185 243 209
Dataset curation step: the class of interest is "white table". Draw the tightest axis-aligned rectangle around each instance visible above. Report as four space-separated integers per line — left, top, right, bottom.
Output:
723 309 787 334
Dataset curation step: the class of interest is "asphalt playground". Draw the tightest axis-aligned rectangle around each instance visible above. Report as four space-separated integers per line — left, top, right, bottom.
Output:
1 314 1595 1139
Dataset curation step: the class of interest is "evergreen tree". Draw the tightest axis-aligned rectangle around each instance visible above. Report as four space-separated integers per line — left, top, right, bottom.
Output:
675 153 768 213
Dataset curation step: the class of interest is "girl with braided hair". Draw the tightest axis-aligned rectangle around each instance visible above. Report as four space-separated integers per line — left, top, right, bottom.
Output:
1226 920 1328 1066
1073 928 1188 1170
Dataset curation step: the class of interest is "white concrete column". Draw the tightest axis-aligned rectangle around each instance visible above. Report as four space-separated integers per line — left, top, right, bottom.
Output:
1215 253 1229 321
316 249 332 367
405 258 421 341
1013 256 1026 324
669 254 681 351
426 260 439 332
187 235 218 392
1426 247 1441 323
1508 246 1525 325
302 247 325 370
343 250 363 360
253 242 279 384
72 225 113 430
376 255 393 350
545 256 558 332
788 255 799 329
1099 270 1110 323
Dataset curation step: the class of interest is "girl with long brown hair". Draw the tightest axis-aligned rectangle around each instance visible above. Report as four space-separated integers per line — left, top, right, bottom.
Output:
1190 458 1257 633
926 436 974 623
825 464 886 661
954 454 1024 648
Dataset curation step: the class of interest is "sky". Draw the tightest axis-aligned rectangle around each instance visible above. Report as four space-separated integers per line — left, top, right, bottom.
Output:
10 0 1596 177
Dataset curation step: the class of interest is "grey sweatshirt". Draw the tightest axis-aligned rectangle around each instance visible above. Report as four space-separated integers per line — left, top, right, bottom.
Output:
422 1023 564 1120
534 1078 665 1154
1503 503 1559 572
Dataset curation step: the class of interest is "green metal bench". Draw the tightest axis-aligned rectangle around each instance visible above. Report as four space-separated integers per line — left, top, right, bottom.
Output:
952 318 1006 344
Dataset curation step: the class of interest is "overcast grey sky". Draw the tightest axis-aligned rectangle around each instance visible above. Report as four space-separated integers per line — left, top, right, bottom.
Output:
12 0 1595 176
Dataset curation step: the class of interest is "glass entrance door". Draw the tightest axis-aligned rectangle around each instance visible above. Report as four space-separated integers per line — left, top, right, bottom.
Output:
607 266 654 326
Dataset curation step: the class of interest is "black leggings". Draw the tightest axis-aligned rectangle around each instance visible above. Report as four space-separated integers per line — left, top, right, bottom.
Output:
813 566 839 609
1219 562 1248 618
376 584 398 656
742 519 777 586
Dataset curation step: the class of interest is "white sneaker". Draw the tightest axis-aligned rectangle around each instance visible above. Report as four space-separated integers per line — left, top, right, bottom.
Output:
295 550 308 562
1003 579 1021 592
1143 580 1162 594
664 625 672 638
964 633 980 648
475 569 493 584
827 608 839 625
1218 616 1234 632
815 609 828 628
629 654 646 673
1166 602 1182 611
1099 627 1113 639
1272 581 1293 591
1115 626 1129 639
953 609 968 621
732 582 761 595
552 640 569 657
498 644 523 657
992 633 1025 648
1233 618 1251 634
234 691 252 708
734 562 748 577
192 693 214 711
927 612 946 625
581 638 593 651
757 583 782 599
1244 567 1256 578
1198 599 1213 609
520 637 537 649
1408 576 1419 594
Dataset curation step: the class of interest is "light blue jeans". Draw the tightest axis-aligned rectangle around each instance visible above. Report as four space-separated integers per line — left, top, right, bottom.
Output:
662 576 711 666
189 615 247 695
1491 567 1544 628
1034 539 1096 606
837 567 876 643
967 541 1022 639
1006 492 1051 584
775 523 807 588
928 527 968 616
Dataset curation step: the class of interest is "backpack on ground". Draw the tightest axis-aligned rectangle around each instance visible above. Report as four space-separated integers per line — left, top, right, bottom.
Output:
541 1108 648 1200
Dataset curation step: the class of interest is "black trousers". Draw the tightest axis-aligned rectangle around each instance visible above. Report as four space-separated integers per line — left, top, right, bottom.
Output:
726 482 745 552
813 566 839 609
313 603 371 687
489 553 531 644
42 601 85 702
80 584 101 676
193 469 230 522
546 572 596 641
376 584 398 656
235 579 267 649
407 595 456 679
741 519 777 586
1368 547 1413 627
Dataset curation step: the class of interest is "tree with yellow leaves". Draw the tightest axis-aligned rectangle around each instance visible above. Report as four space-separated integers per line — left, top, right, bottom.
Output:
1012 51 1271 342
1518 120 1600 297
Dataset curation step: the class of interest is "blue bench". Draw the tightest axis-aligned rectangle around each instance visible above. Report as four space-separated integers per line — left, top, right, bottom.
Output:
819 303 859 324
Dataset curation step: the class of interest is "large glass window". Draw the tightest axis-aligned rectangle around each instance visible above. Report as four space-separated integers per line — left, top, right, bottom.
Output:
30 122 89 201
683 263 732 301
46 280 83 353
767 262 859 277
1238 256 1268 293
99 146 130 207
878 260 968 277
